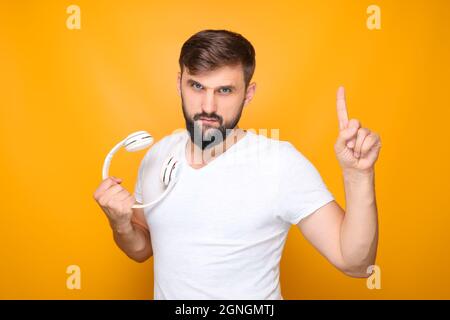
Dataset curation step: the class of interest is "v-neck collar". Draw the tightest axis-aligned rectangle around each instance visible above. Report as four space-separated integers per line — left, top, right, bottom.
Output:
181 130 251 172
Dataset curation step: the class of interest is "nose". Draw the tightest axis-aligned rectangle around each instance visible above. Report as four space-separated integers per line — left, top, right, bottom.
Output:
201 89 218 114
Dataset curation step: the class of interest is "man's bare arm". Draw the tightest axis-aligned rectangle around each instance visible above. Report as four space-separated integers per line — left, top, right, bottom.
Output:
296 86 381 278
339 170 378 275
298 173 378 278
112 205 153 263
93 177 153 264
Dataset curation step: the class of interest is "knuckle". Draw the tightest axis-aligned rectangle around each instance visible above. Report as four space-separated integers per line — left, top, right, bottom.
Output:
377 138 382 148
110 185 122 193
128 195 136 206
119 202 130 214
362 139 371 150
374 133 380 141
344 128 355 138
108 198 118 209
364 135 373 144
358 128 369 136
98 196 107 207
350 118 360 127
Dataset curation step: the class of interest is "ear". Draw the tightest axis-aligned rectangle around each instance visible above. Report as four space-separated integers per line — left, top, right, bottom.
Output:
243 82 257 107
176 72 182 96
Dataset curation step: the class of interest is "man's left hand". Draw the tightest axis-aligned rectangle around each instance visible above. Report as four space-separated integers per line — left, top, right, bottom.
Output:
334 86 382 174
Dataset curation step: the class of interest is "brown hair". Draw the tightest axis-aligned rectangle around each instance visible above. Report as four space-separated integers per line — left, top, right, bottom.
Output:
179 29 256 88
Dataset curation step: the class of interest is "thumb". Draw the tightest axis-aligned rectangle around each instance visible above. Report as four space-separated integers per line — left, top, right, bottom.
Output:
111 176 122 184
335 126 358 153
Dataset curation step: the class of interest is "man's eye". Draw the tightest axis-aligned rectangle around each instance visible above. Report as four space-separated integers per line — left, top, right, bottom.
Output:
219 88 232 94
192 83 203 90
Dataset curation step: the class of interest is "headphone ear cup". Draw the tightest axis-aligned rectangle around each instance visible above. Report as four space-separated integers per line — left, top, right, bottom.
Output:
160 156 180 187
170 161 180 184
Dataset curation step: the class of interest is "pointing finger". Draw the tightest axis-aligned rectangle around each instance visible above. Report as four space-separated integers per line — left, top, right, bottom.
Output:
336 86 349 131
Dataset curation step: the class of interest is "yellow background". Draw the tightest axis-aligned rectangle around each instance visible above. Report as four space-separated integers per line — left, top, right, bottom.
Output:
1 0 449 299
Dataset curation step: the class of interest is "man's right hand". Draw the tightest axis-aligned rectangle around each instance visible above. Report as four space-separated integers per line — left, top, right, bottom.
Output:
93 176 137 232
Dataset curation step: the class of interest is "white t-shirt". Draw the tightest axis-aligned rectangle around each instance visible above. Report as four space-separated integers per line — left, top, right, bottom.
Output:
134 130 334 300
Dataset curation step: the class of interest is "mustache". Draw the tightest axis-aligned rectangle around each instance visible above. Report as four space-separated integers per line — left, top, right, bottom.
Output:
193 113 222 124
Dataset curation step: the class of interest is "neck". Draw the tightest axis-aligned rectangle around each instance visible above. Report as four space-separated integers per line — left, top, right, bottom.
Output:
186 127 246 167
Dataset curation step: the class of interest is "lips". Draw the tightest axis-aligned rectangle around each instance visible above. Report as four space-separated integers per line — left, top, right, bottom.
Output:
199 117 219 124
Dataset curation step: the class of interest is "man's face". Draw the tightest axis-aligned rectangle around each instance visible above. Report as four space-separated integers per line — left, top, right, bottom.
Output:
177 64 255 150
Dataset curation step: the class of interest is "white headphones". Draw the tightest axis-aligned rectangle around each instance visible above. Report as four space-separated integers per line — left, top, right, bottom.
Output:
102 130 182 209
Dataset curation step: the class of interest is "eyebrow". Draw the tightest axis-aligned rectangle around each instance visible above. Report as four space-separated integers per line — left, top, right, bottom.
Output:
186 79 237 91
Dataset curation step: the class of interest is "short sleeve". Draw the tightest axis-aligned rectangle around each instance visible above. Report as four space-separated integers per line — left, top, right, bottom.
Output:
277 142 335 225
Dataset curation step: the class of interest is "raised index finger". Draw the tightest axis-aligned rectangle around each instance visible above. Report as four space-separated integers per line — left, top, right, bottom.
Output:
336 86 349 130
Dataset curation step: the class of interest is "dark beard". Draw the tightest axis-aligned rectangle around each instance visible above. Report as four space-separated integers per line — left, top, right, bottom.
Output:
181 93 245 150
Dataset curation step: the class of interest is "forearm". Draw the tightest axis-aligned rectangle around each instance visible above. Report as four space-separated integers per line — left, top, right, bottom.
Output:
110 220 153 262
340 169 378 275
